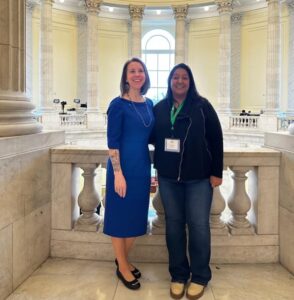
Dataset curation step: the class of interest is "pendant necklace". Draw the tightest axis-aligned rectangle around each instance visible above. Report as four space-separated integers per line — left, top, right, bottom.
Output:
128 93 152 128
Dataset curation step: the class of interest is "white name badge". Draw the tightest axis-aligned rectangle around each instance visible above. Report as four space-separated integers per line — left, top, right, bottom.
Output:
165 138 180 153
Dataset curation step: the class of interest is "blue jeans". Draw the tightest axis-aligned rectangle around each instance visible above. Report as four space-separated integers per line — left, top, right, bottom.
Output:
158 176 213 285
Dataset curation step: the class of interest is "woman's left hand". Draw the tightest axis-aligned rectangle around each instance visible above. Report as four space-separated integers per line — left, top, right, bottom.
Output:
210 176 222 188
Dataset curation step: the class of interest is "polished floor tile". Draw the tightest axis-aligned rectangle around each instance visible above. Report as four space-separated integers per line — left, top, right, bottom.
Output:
6 258 294 300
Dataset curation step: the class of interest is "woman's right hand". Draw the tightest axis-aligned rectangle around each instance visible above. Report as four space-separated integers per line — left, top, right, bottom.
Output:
114 171 127 198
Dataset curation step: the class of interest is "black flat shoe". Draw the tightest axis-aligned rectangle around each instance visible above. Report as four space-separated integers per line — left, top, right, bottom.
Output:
115 258 141 279
116 269 141 290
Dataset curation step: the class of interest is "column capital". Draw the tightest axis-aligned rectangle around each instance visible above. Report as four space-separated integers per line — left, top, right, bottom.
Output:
129 5 145 20
26 0 40 10
287 0 294 10
85 0 101 14
215 0 233 14
77 13 88 24
266 0 281 4
172 5 189 20
231 13 242 23
41 0 54 4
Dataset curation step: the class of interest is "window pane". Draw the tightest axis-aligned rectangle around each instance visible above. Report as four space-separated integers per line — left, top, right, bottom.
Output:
146 35 170 50
146 88 158 102
149 71 158 87
158 54 170 70
158 71 169 87
170 54 175 68
145 54 157 71
157 88 167 100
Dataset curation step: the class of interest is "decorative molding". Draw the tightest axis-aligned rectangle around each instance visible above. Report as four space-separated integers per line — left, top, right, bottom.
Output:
26 0 39 10
231 13 242 24
129 5 145 20
85 0 101 14
215 0 233 14
287 0 294 10
77 13 88 24
172 5 188 19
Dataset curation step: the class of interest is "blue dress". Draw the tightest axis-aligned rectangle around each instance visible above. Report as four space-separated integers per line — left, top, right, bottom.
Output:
103 96 155 237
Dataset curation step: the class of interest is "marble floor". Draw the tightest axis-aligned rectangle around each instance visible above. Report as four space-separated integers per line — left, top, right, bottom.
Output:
7 258 294 300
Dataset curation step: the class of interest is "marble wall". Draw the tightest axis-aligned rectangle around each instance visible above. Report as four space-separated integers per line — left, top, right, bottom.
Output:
264 132 294 274
0 131 65 300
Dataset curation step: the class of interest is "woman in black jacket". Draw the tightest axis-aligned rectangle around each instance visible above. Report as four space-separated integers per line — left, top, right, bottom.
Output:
152 63 223 300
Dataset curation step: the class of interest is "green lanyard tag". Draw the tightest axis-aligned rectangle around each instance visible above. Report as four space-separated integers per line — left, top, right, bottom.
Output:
170 101 185 129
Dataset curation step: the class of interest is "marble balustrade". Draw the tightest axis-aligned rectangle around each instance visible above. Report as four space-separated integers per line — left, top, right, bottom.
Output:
229 115 260 129
51 145 280 263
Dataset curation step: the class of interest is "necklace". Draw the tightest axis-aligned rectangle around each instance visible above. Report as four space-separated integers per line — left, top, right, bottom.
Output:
127 93 153 128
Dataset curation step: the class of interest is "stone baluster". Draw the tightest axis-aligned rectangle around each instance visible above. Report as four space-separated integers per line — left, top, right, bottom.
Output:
231 13 242 113
40 0 54 112
227 167 255 235
76 14 88 107
215 0 233 113
265 0 281 113
151 188 166 234
0 0 42 137
75 163 102 231
210 187 228 235
287 1 294 113
129 5 144 57
173 5 188 64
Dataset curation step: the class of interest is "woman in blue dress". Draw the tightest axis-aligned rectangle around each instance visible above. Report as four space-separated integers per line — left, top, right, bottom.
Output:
103 57 154 290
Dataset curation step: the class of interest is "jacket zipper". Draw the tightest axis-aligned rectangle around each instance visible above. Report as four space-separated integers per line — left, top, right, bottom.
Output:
200 108 212 161
177 117 192 181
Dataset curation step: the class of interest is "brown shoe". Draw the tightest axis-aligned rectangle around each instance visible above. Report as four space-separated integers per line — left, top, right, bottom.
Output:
186 283 205 300
170 282 185 299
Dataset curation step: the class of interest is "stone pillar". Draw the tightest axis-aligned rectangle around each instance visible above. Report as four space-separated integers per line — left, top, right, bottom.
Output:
231 13 242 112
26 0 37 102
40 0 54 112
129 5 144 57
85 0 105 129
0 0 42 137
287 1 294 113
173 5 188 64
77 14 88 106
215 0 233 113
265 0 281 113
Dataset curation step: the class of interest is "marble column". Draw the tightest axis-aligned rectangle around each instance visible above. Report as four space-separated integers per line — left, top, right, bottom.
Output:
0 0 42 137
173 5 188 64
215 0 233 113
85 0 105 129
129 5 144 58
76 14 88 106
287 1 294 113
231 13 242 112
26 0 37 102
40 0 54 112
265 0 281 113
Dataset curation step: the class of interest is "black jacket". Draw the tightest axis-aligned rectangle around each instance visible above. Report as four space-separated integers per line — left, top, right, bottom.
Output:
152 96 223 181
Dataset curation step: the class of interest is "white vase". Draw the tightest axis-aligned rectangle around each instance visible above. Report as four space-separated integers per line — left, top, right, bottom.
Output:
288 122 294 135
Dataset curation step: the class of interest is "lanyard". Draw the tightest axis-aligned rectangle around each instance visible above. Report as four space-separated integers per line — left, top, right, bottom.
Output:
170 101 185 129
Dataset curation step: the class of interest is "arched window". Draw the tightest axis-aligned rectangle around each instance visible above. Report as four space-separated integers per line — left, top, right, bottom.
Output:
142 29 175 103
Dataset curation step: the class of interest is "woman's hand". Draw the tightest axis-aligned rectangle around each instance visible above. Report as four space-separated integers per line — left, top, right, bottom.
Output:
210 176 222 188
114 171 127 198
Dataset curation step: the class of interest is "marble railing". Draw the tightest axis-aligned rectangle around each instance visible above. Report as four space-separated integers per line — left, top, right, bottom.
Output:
277 116 294 131
59 114 87 128
51 145 280 263
229 115 260 129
